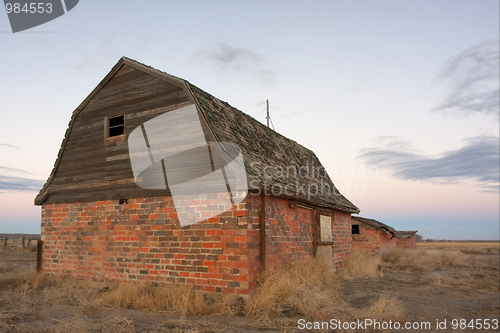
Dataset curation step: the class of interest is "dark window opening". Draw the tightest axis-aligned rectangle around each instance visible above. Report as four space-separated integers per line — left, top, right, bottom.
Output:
352 225 360 235
119 199 128 205
108 115 124 137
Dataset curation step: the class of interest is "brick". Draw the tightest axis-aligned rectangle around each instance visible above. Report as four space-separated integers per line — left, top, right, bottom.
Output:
39 194 353 296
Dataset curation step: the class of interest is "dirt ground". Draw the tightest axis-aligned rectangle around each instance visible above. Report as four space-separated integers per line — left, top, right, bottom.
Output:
0 242 498 332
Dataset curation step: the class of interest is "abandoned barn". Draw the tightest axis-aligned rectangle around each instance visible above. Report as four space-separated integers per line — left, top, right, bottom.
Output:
35 57 360 295
351 216 418 255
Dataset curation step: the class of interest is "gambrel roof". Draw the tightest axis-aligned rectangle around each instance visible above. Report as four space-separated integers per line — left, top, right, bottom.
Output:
35 57 359 213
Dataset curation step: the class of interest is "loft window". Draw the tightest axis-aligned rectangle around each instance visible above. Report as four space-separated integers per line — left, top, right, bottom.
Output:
108 115 124 137
352 225 360 235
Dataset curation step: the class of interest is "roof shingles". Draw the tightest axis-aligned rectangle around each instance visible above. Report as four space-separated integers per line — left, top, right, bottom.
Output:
187 83 359 213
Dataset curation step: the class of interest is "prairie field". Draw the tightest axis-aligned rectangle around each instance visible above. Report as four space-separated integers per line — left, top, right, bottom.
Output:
0 241 498 332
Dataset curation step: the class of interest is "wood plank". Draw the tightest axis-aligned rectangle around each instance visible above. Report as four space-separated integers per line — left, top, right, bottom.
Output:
259 193 266 271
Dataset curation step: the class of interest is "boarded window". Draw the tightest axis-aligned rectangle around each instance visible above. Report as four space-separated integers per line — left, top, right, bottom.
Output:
316 214 333 261
320 215 333 241
352 224 360 235
108 115 124 137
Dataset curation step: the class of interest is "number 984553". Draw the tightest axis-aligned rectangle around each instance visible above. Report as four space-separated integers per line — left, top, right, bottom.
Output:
5 3 53 14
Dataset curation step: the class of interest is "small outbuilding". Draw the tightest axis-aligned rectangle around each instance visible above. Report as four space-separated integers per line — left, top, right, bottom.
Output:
394 230 418 250
351 216 397 255
351 216 418 255
35 57 359 295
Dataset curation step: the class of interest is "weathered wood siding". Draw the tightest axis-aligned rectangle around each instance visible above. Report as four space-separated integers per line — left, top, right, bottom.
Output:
43 64 205 204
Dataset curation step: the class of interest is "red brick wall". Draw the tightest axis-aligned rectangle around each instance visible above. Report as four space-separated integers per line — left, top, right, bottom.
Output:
262 196 314 271
379 230 397 252
351 222 395 255
352 222 380 255
41 193 350 294
332 211 352 267
396 235 417 249
41 194 255 295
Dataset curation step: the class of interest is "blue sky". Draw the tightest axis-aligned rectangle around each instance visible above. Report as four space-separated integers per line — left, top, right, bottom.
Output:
0 0 498 239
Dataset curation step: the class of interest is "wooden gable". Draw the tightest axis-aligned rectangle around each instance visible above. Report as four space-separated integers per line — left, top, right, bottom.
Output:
35 60 210 205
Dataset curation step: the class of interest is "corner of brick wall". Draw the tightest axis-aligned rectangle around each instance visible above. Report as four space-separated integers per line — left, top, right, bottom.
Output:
396 235 417 249
332 211 352 268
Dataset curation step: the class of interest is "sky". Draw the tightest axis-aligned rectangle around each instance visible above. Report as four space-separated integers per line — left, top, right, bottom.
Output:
0 0 498 240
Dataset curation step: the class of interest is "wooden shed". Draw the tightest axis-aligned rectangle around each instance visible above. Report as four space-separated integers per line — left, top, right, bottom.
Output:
35 57 359 295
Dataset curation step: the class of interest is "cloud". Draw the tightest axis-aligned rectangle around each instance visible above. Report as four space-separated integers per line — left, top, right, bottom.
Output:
0 143 18 149
0 166 44 192
192 43 278 84
433 40 499 118
358 135 499 192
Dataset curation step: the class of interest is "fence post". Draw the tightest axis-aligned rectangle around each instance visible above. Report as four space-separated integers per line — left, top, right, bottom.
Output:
3 238 6 250
36 240 42 273
21 237 25 251
27 238 31 249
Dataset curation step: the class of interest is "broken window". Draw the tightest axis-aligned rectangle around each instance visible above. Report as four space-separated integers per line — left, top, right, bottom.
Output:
352 224 360 235
108 115 124 137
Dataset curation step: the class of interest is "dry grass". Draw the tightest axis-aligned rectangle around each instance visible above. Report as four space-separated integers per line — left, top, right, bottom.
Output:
246 253 406 328
1 244 498 331
382 246 499 293
341 251 382 280
246 255 350 322
382 248 467 271
418 242 500 254
358 294 406 322
0 251 407 329
104 282 239 317
418 260 500 292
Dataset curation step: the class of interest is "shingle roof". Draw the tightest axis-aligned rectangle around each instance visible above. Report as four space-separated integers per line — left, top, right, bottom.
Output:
352 216 396 234
394 230 418 238
186 83 359 213
352 216 418 238
118 57 358 212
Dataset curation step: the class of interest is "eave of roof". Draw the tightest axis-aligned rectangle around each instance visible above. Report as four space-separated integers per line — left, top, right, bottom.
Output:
352 216 396 234
394 230 418 238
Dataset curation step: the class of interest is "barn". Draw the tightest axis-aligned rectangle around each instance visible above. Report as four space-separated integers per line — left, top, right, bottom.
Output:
351 216 418 255
35 57 359 295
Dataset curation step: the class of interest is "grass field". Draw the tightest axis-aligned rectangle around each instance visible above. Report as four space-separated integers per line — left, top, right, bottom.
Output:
418 241 500 254
0 242 498 332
